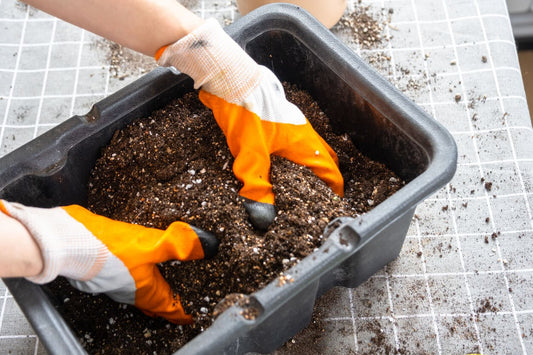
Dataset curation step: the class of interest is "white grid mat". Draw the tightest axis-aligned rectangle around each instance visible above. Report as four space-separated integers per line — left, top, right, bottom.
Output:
1 0 532 353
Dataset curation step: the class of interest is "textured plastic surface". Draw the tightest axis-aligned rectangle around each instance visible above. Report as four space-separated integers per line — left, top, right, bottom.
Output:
0 4 457 355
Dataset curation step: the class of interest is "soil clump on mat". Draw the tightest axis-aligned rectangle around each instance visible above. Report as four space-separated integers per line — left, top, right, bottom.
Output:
46 84 404 354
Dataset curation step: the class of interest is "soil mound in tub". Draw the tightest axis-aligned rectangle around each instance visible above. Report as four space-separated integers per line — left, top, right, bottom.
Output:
46 84 404 354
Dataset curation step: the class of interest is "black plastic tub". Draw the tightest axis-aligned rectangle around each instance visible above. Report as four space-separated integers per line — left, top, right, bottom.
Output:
0 4 457 354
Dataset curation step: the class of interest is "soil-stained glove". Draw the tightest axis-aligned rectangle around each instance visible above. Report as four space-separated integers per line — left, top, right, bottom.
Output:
156 19 344 230
0 200 219 324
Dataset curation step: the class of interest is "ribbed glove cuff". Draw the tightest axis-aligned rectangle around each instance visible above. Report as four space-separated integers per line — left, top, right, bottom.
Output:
1 200 108 284
156 18 262 104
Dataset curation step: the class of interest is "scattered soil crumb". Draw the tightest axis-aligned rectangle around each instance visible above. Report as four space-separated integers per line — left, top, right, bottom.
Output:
333 4 391 49
212 293 259 320
476 297 501 314
332 4 431 95
95 39 157 79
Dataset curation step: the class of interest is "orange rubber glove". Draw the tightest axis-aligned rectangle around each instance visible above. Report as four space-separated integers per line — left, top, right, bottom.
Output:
156 19 344 230
0 200 219 324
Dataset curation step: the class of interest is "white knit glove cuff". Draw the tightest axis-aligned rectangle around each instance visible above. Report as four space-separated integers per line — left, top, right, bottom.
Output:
157 18 262 104
1 201 109 284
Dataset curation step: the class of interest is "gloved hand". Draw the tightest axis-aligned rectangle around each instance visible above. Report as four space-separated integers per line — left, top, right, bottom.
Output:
156 19 344 230
0 200 219 324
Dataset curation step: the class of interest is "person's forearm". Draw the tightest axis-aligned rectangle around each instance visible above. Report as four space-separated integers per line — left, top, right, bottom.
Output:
0 211 43 278
23 0 204 56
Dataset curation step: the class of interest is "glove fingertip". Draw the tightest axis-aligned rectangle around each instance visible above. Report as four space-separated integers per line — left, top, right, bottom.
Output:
171 314 194 325
190 226 219 259
242 198 276 231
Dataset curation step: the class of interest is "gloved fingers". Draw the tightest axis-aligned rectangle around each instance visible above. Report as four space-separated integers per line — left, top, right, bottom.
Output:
134 265 193 324
63 205 215 263
232 150 274 205
200 90 279 229
242 198 276 231
156 222 217 263
199 89 276 205
189 225 219 259
231 145 278 230
272 122 344 197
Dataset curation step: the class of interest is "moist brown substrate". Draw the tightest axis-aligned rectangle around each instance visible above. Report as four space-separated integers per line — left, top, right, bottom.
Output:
46 84 404 354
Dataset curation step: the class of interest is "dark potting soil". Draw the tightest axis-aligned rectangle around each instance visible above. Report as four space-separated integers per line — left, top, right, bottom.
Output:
46 84 404 354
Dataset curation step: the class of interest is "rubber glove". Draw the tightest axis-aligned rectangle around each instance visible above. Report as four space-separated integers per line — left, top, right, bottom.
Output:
0 200 219 324
156 19 344 230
